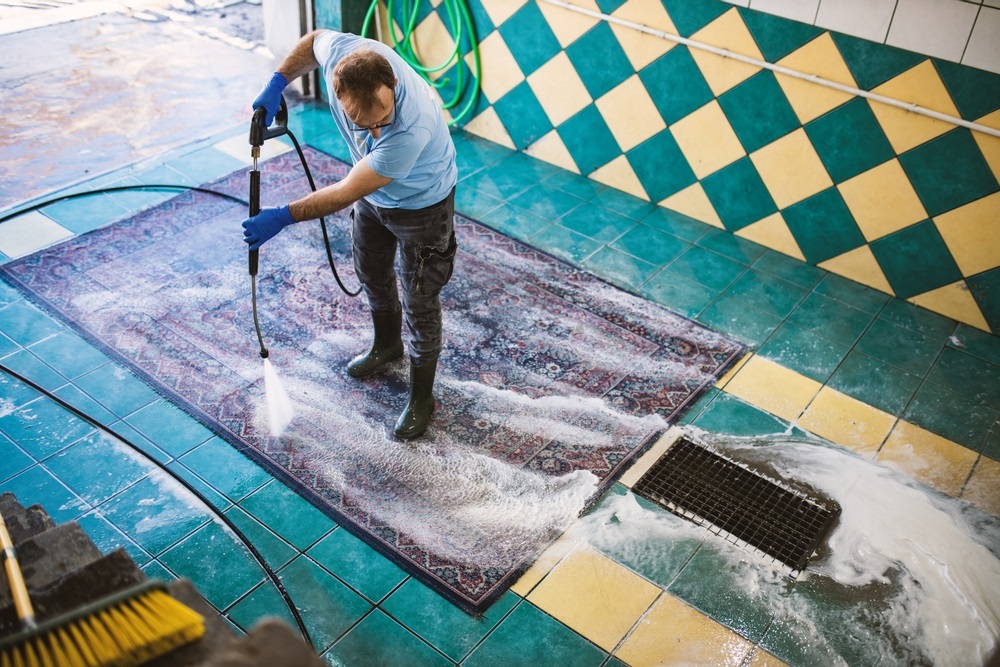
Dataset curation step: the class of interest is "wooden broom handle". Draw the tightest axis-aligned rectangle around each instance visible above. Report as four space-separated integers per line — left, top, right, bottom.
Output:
0 513 36 628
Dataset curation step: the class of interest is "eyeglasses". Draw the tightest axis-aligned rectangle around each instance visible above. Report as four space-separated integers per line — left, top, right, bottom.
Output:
346 93 396 133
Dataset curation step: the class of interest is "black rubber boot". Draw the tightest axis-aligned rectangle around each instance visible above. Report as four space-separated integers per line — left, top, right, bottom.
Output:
394 357 437 439
347 308 404 378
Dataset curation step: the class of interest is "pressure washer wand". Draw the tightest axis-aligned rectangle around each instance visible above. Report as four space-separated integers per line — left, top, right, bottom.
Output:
248 98 289 359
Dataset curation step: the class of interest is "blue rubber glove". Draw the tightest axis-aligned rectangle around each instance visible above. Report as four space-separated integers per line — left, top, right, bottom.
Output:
242 205 295 250
252 72 288 126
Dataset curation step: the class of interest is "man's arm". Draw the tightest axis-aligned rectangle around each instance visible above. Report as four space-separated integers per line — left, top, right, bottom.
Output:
275 30 326 82
288 158 393 222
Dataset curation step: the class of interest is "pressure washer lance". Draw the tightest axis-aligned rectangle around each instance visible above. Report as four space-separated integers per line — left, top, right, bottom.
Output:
248 96 289 358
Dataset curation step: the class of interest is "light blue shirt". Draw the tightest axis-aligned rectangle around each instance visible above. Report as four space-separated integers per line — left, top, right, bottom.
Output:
313 31 457 210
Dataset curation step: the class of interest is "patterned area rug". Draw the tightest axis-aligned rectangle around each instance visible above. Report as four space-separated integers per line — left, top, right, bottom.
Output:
1 148 745 613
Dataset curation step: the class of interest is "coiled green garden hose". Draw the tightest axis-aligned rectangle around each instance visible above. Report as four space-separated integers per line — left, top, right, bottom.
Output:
360 0 482 127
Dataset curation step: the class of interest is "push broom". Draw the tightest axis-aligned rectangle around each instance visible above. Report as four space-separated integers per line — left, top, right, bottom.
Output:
0 510 205 667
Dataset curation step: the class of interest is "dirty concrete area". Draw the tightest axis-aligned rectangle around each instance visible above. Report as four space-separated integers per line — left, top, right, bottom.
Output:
0 0 275 211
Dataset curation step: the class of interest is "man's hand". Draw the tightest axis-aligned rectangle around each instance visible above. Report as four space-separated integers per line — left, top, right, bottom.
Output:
252 72 288 126
242 205 295 250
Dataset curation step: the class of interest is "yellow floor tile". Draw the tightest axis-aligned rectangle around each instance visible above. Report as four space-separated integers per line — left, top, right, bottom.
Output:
723 356 822 423
619 426 686 488
471 30 524 103
527 546 660 652
870 60 961 154
615 593 754 667
509 532 577 597
537 0 601 48
736 212 806 261
659 183 725 229
907 281 991 333
960 456 1000 518
933 192 1000 277
818 245 894 295
527 52 592 127
689 8 763 95
877 420 979 497
611 0 678 70
837 158 929 242
774 33 856 124
748 647 791 667
797 387 897 457
714 350 752 390
598 75 667 152
750 128 834 209
670 100 746 179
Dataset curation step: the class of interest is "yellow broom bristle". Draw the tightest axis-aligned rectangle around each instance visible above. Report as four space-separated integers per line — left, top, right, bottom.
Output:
0 583 205 667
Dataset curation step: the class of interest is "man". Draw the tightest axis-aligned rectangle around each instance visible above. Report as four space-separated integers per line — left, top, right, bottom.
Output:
243 30 458 439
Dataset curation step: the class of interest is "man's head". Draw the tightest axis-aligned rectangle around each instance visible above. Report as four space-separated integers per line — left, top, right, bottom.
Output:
333 49 397 137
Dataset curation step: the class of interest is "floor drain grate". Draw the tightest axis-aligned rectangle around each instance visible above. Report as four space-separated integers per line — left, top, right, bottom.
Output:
632 437 841 576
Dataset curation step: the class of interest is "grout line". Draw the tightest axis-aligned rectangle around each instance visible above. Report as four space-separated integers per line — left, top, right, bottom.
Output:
540 0 1000 138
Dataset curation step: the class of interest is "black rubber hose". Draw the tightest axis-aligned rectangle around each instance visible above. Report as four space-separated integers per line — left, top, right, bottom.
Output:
0 361 314 648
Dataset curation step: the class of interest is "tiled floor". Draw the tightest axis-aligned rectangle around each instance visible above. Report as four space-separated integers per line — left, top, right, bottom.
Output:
2 101 999 666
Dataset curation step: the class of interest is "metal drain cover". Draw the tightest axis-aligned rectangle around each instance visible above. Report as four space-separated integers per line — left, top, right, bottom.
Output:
632 437 841 576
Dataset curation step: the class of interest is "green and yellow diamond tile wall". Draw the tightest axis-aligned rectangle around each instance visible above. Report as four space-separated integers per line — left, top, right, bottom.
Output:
362 0 1000 334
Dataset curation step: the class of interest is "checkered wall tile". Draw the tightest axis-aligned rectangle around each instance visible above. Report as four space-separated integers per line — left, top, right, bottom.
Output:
332 0 1000 334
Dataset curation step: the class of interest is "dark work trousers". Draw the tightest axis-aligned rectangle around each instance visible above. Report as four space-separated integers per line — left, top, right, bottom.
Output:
351 188 457 368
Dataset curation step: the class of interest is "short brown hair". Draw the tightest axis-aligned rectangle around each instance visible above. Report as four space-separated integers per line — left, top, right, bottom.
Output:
332 49 395 110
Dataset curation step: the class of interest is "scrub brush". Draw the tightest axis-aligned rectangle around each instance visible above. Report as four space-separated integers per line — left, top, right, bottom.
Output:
0 511 205 667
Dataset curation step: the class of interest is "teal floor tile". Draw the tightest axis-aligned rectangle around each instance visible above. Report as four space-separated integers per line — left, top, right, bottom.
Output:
639 206 712 244
462 601 606 667
0 349 67 393
752 250 826 291
925 347 1000 408
102 175 176 213
0 332 17 357
758 322 850 383
786 291 874 348
307 527 407 604
723 268 808 320
496 151 559 182
325 609 451 667
667 544 780 642
592 187 655 220
0 368 42 410
108 419 171 464
160 520 267 611
166 146 248 185
640 270 718 319
223 505 298 570
664 245 747 293
558 201 637 243
75 362 161 418
462 164 536 202
39 192 131 235
585 487 702 588
509 182 586 222
27 330 110 380
696 227 768 265
582 246 659 292
0 395 94 460
165 459 231 511
382 579 518 663
611 223 690 266
140 559 178 583
77 510 151 567
98 473 212 556
3 464 91 523
902 381 997 451
227 580 298 633
530 224 603 264
480 204 550 241
123 398 215 458
452 131 515 173
0 435 33 482
697 296 781 347
950 323 1000 366
690 391 794 436
308 132 353 162
276 555 372 652
854 318 944 377
0 299 66 347
455 186 502 221
813 274 890 315
877 298 957 340
239 480 336 550
543 169 607 200
178 436 272 503
44 430 154 505
828 350 921 415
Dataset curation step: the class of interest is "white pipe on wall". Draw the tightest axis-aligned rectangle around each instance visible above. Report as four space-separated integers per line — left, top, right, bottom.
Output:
541 0 1000 140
